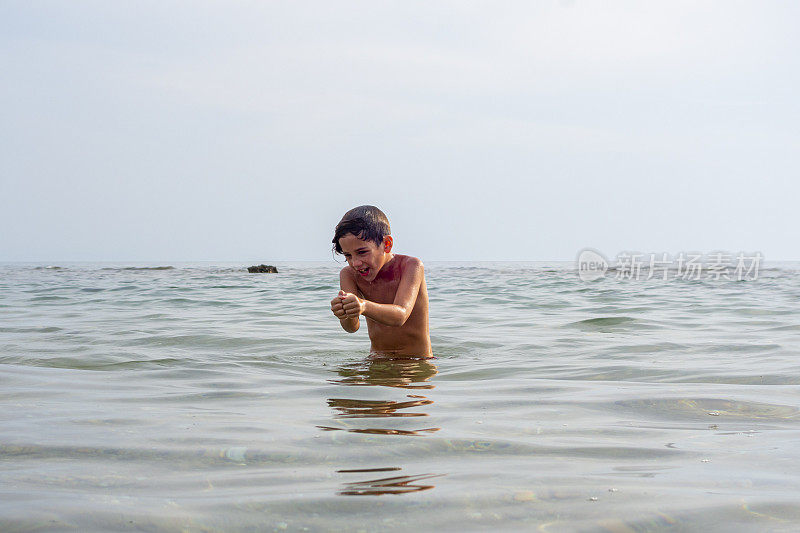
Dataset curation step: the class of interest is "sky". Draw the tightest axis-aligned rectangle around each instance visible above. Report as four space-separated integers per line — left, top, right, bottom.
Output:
1 1 798 262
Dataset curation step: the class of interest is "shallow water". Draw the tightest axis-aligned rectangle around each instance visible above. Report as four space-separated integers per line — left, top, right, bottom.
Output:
2 261 800 532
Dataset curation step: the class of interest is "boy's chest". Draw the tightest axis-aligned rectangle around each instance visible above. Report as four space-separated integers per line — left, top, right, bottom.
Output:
356 278 400 304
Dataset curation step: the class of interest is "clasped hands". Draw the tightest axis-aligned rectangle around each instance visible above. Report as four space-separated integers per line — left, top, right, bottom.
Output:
330 290 365 320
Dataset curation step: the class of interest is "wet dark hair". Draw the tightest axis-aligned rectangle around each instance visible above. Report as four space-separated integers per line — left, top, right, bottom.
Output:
332 205 391 254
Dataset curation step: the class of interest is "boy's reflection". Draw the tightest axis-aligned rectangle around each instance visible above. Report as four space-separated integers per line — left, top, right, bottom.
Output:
318 357 439 436
329 356 438 389
336 470 445 496
321 357 443 495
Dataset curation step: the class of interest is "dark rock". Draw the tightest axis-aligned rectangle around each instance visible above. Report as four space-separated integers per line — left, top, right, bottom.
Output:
247 264 278 273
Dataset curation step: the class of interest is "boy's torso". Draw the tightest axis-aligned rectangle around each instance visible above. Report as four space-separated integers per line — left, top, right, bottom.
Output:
350 254 432 357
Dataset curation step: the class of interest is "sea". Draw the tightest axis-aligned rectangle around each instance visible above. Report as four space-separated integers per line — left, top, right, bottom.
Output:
2 260 800 532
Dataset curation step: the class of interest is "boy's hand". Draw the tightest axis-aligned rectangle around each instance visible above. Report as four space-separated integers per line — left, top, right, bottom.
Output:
330 291 348 320
340 291 365 319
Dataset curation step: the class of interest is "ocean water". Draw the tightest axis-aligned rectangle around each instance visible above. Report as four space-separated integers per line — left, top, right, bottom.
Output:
2 261 800 532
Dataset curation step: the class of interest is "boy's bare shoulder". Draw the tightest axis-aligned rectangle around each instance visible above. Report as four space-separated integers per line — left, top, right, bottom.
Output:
395 254 424 270
394 254 422 267
339 265 357 279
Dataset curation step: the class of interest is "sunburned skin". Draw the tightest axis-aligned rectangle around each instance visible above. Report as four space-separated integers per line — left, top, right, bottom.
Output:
330 233 432 358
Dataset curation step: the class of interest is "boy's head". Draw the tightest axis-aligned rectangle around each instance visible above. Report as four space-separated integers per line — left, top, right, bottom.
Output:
333 205 393 280
332 205 391 254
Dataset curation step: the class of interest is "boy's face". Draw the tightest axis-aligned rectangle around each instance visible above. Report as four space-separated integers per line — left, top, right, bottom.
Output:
338 233 392 282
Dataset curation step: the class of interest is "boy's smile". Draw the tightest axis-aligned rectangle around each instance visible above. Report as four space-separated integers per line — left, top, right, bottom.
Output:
338 233 393 282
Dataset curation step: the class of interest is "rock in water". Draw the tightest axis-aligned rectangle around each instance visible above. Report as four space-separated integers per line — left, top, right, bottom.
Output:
247 264 278 273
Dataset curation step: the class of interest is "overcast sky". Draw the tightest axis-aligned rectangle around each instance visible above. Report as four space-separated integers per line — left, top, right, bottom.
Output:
1 1 798 262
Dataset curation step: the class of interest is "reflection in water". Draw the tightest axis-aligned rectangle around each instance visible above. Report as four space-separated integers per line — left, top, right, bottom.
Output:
326 396 433 418
338 470 445 496
329 358 439 389
324 358 445 495
318 394 440 434
318 358 440 435
317 425 439 436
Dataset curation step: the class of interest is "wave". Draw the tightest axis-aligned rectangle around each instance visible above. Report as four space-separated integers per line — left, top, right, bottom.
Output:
566 316 638 328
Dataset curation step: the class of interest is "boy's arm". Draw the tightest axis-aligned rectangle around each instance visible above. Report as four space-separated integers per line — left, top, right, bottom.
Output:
337 268 360 333
351 259 424 328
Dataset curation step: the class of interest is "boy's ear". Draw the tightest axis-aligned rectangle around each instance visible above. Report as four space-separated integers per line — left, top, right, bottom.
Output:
383 236 393 253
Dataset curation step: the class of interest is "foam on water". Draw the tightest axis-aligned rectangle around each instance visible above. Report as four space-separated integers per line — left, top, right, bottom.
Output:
2 261 800 531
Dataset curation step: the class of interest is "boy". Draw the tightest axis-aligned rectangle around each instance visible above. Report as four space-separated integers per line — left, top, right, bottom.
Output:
330 205 432 358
